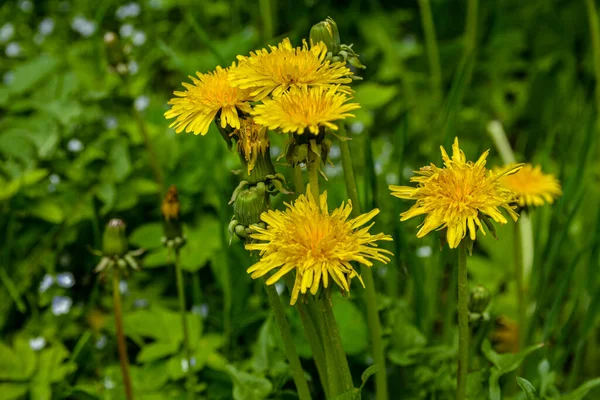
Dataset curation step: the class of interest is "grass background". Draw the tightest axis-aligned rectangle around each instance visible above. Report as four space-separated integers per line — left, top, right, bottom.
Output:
0 0 599 398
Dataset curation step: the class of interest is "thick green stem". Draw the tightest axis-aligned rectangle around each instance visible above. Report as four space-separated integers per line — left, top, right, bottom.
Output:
307 147 321 200
175 251 194 399
293 165 305 196
265 283 312 400
418 0 443 102
338 124 388 400
318 294 354 396
514 221 525 351
456 242 469 400
306 150 353 397
112 270 134 400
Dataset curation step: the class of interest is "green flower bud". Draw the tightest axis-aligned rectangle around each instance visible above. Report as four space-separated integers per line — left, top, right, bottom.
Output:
102 219 129 257
469 285 490 314
310 17 341 55
233 184 270 226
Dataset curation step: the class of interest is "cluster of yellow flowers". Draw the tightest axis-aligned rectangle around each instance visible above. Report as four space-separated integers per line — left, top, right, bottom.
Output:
164 25 562 303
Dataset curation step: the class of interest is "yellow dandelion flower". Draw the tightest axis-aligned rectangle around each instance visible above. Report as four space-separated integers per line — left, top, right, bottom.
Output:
497 163 562 208
165 65 253 135
246 185 393 305
228 38 353 101
252 85 360 135
235 119 270 174
389 137 522 249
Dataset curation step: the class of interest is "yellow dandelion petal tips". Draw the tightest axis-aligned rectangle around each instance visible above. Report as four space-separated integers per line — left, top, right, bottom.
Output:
389 137 520 249
165 65 253 135
251 86 360 135
228 38 353 100
497 163 562 207
245 185 393 305
236 119 270 174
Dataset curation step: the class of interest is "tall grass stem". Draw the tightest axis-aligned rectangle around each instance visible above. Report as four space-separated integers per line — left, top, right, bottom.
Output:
456 242 469 400
175 250 194 399
338 124 389 400
112 269 134 400
418 0 443 102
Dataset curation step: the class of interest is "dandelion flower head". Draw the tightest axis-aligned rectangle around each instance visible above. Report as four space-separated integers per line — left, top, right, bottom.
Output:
246 185 392 305
389 138 521 249
228 38 353 101
252 85 360 135
497 163 562 208
165 65 253 135
235 118 270 174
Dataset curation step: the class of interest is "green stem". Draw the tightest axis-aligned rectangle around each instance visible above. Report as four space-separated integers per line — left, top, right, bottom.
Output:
306 149 354 397
307 146 321 200
293 165 305 196
514 221 525 351
418 0 443 102
175 251 194 399
265 283 312 400
456 242 469 400
338 124 389 400
296 300 329 399
586 0 600 116
112 270 134 400
318 294 354 396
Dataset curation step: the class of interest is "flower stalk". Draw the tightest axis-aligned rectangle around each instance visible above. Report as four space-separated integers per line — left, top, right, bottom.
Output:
456 241 469 400
338 123 389 400
175 250 194 399
264 282 312 400
112 269 134 400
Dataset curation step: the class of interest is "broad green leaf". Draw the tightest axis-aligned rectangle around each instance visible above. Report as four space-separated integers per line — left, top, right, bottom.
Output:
29 200 65 224
517 377 541 400
21 169 49 186
0 383 29 400
137 341 180 363
482 340 544 373
179 216 222 272
8 55 60 96
225 365 272 400
0 179 20 201
333 297 368 355
354 83 398 109
130 223 164 249
109 139 132 182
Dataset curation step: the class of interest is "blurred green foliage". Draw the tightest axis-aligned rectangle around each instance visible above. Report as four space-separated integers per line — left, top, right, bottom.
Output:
0 0 599 399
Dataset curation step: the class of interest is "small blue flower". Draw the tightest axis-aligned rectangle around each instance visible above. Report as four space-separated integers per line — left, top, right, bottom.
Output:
39 274 54 293
192 304 209 319
95 335 107 350
29 336 46 351
51 296 73 316
56 272 75 288
133 298 149 309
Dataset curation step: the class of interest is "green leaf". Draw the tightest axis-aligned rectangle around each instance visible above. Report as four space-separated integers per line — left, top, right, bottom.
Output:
354 83 399 109
29 200 65 224
517 377 541 400
21 169 49 186
483 340 544 400
109 139 132 182
332 297 368 355
482 340 544 374
0 383 29 399
130 223 164 249
137 341 180 363
359 364 380 390
561 378 600 400
0 178 21 200
8 55 60 96
225 365 272 400
179 216 222 272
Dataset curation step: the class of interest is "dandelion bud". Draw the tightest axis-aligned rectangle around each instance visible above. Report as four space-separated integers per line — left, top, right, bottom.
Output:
469 285 490 314
102 219 128 257
162 185 183 240
104 31 127 74
233 184 270 227
310 17 341 55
